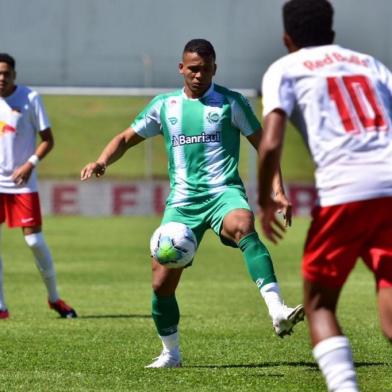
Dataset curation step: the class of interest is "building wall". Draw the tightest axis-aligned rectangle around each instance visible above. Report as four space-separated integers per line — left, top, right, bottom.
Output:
1 0 390 89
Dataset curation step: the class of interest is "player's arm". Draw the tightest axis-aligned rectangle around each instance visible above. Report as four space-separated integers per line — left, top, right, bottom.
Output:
36 127 55 159
247 130 285 194
257 109 288 242
258 110 287 204
80 127 144 181
247 129 292 230
11 127 54 186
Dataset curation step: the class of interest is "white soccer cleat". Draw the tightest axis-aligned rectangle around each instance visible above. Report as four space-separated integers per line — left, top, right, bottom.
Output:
145 350 182 368
273 304 305 338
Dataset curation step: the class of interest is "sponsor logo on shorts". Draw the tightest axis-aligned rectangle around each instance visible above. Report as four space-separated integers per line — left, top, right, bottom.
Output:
172 131 221 147
21 217 34 224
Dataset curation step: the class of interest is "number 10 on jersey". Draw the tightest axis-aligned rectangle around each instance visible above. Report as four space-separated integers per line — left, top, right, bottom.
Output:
327 74 387 133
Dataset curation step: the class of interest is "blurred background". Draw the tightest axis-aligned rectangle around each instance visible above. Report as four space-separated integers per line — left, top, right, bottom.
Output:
1 0 391 90
1 0 389 216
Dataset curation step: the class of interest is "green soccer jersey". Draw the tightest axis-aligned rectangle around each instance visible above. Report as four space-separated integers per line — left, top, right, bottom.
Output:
131 84 261 207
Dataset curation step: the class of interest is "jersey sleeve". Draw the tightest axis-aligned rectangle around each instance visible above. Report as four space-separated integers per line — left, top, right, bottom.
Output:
262 61 295 117
230 93 261 136
372 58 392 106
30 92 50 132
131 95 163 138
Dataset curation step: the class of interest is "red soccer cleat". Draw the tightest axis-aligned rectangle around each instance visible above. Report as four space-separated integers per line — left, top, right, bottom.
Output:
0 309 9 319
48 299 77 318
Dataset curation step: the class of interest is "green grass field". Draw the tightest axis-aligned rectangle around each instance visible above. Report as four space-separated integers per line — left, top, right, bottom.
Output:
41 95 315 182
1 216 390 391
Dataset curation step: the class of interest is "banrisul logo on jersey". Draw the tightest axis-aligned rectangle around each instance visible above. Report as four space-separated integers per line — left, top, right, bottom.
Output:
172 132 221 147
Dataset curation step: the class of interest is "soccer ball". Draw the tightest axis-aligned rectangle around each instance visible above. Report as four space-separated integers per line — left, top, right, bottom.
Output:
150 222 197 269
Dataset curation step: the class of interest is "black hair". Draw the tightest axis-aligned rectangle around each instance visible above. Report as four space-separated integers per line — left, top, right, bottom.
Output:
183 39 216 61
0 53 15 69
283 0 334 48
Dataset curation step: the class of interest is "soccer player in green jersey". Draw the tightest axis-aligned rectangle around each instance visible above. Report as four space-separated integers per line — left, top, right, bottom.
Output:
81 39 304 368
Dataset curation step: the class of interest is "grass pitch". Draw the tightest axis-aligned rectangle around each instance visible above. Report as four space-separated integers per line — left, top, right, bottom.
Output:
1 216 390 391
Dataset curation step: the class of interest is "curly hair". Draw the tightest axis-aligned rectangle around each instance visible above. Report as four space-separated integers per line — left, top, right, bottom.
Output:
283 0 334 48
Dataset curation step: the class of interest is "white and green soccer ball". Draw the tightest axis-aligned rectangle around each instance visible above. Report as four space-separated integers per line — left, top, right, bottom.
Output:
150 222 197 269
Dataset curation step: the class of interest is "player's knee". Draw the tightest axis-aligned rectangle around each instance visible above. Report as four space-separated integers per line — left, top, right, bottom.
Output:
152 283 176 297
237 221 254 240
151 273 176 296
226 220 255 244
24 232 45 249
222 209 255 243
152 281 163 293
152 274 179 296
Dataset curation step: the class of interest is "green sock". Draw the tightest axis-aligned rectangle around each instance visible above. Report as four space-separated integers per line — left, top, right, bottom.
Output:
152 292 179 336
238 232 277 289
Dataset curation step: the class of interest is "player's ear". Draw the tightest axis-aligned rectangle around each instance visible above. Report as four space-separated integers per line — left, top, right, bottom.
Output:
179 62 184 75
283 32 297 53
213 63 217 76
283 33 291 48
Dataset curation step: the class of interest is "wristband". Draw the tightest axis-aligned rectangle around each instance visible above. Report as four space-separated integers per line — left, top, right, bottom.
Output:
28 154 40 167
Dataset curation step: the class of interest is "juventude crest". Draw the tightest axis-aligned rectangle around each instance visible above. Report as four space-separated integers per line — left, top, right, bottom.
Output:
206 112 220 124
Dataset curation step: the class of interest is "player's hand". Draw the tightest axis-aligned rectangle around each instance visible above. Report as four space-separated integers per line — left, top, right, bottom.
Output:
80 162 106 181
11 162 34 186
273 192 292 227
258 197 287 244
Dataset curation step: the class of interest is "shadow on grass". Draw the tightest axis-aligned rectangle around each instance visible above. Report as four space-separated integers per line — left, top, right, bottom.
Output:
78 314 151 319
189 361 387 370
189 361 318 370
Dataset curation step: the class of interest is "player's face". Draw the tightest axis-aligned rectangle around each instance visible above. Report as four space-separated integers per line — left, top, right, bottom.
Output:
179 52 216 98
0 62 16 98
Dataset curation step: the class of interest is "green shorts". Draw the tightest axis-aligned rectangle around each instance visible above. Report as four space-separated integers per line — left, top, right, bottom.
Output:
162 187 252 250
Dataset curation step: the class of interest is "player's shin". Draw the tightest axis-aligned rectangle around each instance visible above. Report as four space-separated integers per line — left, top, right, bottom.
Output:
313 336 359 392
24 233 59 302
151 292 180 354
239 232 284 317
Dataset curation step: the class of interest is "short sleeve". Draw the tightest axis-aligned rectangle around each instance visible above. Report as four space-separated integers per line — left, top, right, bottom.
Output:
30 93 50 132
262 61 295 117
231 93 261 136
372 58 392 106
131 96 163 138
